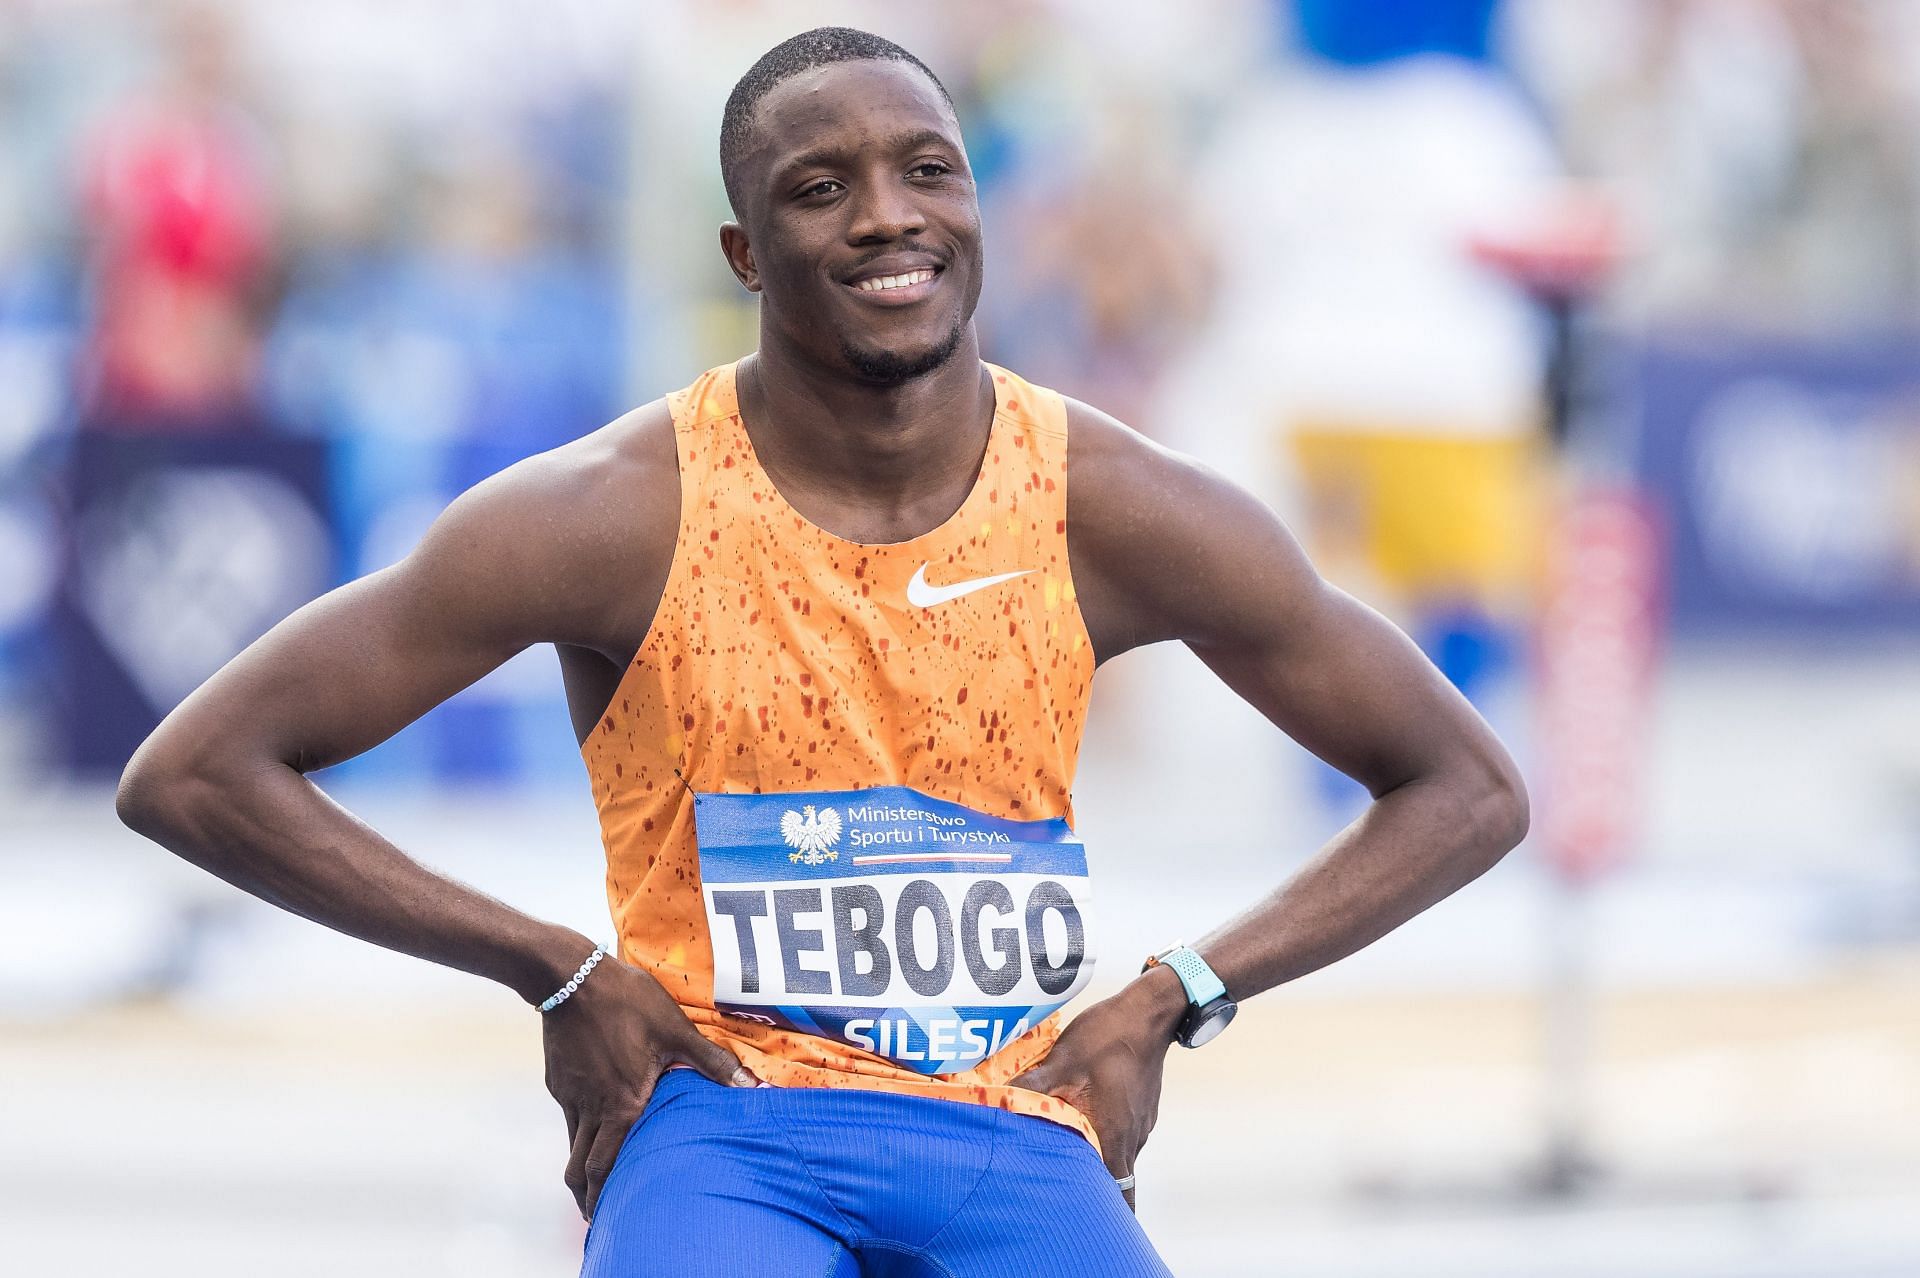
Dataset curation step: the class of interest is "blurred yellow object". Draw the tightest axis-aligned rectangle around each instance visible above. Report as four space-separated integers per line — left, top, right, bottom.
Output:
1287 423 1548 612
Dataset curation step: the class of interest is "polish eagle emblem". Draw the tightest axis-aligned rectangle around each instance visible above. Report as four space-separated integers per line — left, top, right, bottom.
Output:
781 805 842 865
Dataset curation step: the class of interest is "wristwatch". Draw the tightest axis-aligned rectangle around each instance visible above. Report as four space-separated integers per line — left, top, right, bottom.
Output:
1143 943 1237 1048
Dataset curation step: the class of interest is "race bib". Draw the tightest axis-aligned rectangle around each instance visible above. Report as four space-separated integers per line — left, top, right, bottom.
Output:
693 786 1095 1075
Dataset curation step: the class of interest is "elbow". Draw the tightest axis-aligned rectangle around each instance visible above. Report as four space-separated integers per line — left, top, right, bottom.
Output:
1496 771 1531 855
116 738 180 840
116 725 223 844
119 711 289 860
1468 754 1530 870
1418 742 1528 885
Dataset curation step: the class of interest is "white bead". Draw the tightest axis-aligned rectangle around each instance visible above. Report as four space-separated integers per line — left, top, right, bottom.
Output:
539 945 610 1014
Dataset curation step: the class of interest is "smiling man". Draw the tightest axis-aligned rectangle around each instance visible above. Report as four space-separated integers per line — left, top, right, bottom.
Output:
116 26 1527 1278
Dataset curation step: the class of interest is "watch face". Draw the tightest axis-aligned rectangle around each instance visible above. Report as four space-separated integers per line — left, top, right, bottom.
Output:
1182 999 1237 1048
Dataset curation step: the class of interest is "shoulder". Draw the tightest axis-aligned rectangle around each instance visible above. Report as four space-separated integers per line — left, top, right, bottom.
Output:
1062 395 1312 655
439 397 676 563
401 398 681 654
1062 395 1182 490
514 396 676 503
528 396 679 533
1062 394 1271 554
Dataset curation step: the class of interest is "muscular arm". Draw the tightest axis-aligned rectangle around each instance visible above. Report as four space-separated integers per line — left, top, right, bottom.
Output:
1068 400 1529 1023
1017 402 1527 1193
114 404 679 1003
119 402 757 1219
114 401 764 1212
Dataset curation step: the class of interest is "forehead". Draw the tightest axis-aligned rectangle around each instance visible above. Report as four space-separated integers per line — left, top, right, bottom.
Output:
749 59 961 172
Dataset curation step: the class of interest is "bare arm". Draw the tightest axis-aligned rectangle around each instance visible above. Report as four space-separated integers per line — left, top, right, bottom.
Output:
116 424 647 1000
116 402 755 1217
1017 401 1529 1194
1070 404 1528 1008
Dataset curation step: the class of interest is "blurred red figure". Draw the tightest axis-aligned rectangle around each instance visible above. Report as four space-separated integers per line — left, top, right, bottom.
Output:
78 5 274 430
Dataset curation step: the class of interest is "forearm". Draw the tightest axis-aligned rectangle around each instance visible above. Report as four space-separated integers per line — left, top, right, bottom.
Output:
117 749 593 1006
1191 767 1525 1001
1091 767 1526 1051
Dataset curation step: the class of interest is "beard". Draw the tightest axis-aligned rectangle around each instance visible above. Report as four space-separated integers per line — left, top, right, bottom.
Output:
839 313 967 387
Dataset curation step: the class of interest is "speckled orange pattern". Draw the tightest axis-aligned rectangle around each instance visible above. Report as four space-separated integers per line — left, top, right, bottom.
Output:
580 361 1101 1145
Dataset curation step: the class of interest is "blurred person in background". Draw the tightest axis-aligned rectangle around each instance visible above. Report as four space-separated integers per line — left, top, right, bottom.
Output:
1528 0 1920 328
982 118 1212 430
49 3 321 777
1169 0 1561 821
115 24 1527 1277
76 1 277 433
944 3 1214 429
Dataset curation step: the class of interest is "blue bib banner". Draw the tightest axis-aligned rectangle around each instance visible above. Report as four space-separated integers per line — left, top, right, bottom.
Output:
693 786 1096 1075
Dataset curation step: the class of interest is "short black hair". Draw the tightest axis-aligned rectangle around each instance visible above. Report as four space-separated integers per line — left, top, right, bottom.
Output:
720 26 953 216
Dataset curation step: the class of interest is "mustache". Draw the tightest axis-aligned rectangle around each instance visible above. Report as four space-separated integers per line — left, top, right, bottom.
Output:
841 249 950 277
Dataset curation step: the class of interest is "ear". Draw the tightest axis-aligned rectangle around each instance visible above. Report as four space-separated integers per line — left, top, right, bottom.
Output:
719 223 760 293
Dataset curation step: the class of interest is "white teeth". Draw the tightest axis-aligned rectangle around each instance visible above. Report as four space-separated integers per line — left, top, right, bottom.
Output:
855 268 936 292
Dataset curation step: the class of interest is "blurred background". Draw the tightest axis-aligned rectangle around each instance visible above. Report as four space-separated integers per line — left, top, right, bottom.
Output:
3 0 1918 1274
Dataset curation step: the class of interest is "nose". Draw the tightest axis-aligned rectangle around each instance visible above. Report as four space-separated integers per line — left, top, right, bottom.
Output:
846 171 926 244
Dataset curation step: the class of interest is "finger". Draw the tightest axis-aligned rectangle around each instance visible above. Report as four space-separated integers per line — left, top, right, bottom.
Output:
582 1115 635 1221
1099 1118 1144 1186
1106 1151 1137 1215
673 1029 760 1088
563 1112 600 1218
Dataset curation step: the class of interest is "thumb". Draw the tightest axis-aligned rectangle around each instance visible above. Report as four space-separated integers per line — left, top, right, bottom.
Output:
673 1029 760 1088
1008 1058 1057 1096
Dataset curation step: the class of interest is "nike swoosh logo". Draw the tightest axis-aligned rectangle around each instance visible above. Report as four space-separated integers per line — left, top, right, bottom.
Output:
906 563 1035 608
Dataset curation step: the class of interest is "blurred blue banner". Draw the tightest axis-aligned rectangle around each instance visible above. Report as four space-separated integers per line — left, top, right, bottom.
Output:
1633 335 1920 634
53 432 333 775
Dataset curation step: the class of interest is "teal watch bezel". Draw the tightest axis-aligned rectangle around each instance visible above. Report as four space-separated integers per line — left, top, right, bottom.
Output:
1146 943 1238 1048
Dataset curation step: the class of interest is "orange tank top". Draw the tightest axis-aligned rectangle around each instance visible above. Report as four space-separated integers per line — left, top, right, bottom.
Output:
580 360 1100 1143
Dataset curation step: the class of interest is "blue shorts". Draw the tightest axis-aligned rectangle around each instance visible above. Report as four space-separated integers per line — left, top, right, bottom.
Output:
581 1068 1173 1277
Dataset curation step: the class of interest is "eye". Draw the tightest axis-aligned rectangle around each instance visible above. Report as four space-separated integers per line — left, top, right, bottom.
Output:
800 178 844 198
909 161 951 178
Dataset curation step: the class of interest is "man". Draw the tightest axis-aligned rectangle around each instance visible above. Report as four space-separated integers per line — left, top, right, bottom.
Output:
117 27 1527 1278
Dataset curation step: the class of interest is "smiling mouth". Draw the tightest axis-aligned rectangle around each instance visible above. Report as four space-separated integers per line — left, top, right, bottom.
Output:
853 267 940 293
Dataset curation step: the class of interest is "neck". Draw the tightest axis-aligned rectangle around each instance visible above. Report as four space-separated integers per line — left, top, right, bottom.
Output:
738 325 993 519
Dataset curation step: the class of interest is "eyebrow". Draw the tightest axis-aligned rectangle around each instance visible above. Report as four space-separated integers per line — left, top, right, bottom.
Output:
774 128 958 182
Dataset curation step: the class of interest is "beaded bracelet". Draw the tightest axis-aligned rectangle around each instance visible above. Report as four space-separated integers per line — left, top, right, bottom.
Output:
538 945 609 1013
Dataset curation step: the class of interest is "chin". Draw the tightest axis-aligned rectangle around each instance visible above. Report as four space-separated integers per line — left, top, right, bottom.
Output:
840 319 967 387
